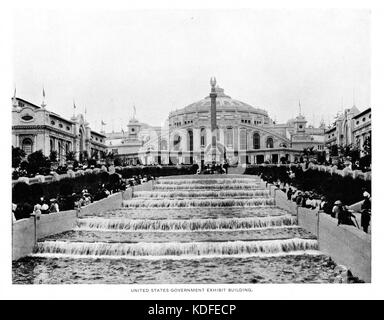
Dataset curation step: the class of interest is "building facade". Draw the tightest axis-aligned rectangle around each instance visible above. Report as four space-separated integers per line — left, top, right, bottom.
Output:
105 117 161 165
116 81 326 166
325 106 371 157
12 96 107 164
352 108 371 156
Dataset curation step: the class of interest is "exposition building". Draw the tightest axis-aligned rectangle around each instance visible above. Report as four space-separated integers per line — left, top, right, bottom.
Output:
106 79 325 166
12 95 107 164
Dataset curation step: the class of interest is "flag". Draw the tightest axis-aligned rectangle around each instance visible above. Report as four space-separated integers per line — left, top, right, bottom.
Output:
101 120 106 125
43 88 45 98
13 87 16 98
121 128 124 133
73 100 76 109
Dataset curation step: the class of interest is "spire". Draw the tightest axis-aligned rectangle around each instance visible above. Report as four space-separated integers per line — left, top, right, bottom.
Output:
73 99 77 117
299 100 302 116
12 87 18 108
41 87 46 108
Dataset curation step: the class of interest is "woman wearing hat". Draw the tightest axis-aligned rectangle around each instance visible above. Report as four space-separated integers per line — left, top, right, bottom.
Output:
361 192 371 233
332 200 342 219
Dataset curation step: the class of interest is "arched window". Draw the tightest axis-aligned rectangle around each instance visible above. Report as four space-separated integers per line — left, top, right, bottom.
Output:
66 142 70 155
200 128 206 147
50 138 54 152
225 127 233 147
173 134 181 151
187 130 193 151
58 141 62 159
240 129 247 150
253 132 260 149
266 137 274 149
22 138 33 155
160 139 168 150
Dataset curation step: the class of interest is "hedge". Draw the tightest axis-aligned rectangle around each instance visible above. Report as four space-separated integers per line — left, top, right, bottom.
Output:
116 164 198 179
245 165 371 206
12 165 198 220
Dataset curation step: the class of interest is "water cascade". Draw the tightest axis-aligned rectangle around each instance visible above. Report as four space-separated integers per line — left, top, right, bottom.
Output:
34 238 319 259
123 198 275 208
24 174 326 283
133 190 271 198
77 215 298 232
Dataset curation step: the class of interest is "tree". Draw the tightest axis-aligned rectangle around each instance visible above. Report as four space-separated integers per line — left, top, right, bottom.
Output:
79 151 89 163
114 157 122 166
49 150 58 162
12 146 25 168
91 150 99 160
66 151 75 162
27 150 50 175
106 152 115 165
363 136 371 157
329 144 338 157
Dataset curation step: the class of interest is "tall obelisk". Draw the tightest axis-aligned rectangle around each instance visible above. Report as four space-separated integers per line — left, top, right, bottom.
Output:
210 77 217 163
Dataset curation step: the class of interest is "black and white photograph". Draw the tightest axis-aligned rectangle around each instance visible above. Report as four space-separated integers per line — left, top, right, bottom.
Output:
2 0 383 300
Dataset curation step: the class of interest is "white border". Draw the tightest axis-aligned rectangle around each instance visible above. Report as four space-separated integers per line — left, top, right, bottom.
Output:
1 0 383 300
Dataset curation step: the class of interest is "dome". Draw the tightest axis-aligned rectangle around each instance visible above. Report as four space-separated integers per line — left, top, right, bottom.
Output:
170 87 268 116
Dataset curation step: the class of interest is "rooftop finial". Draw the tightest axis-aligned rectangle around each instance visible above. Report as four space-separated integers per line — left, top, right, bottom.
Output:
210 77 216 89
299 99 302 116
41 87 46 108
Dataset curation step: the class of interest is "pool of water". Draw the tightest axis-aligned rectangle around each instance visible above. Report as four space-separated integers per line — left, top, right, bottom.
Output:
13 254 338 284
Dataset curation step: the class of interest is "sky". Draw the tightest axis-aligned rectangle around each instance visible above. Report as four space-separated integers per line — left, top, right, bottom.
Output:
13 9 370 132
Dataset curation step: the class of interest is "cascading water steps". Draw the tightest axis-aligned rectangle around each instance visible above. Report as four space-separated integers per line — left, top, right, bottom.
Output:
76 215 298 231
12 175 343 283
33 238 319 260
35 175 320 260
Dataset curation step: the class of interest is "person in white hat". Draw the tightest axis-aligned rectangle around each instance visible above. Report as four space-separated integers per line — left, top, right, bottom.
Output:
332 200 342 219
361 191 371 233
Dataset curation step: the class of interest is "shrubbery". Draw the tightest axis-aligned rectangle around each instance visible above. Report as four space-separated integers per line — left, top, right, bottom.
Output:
245 165 371 206
116 164 198 179
12 164 198 220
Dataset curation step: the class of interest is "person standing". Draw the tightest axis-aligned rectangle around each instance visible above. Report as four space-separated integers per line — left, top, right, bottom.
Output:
361 191 371 233
287 187 293 201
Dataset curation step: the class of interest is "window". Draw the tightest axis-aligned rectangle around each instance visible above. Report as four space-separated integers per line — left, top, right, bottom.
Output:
173 134 181 151
112 148 118 155
160 139 168 150
66 126 70 131
362 117 366 122
266 137 274 148
240 129 247 150
253 132 260 149
200 128 206 147
51 120 55 125
356 121 360 125
21 115 33 121
225 128 233 147
50 138 54 152
187 130 193 151
59 123 63 128
22 138 33 155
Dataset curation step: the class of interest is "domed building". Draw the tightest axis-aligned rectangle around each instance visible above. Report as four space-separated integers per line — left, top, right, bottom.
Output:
113 79 326 166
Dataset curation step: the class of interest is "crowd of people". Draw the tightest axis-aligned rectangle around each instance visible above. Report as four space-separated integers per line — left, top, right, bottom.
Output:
12 174 154 221
281 182 371 234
